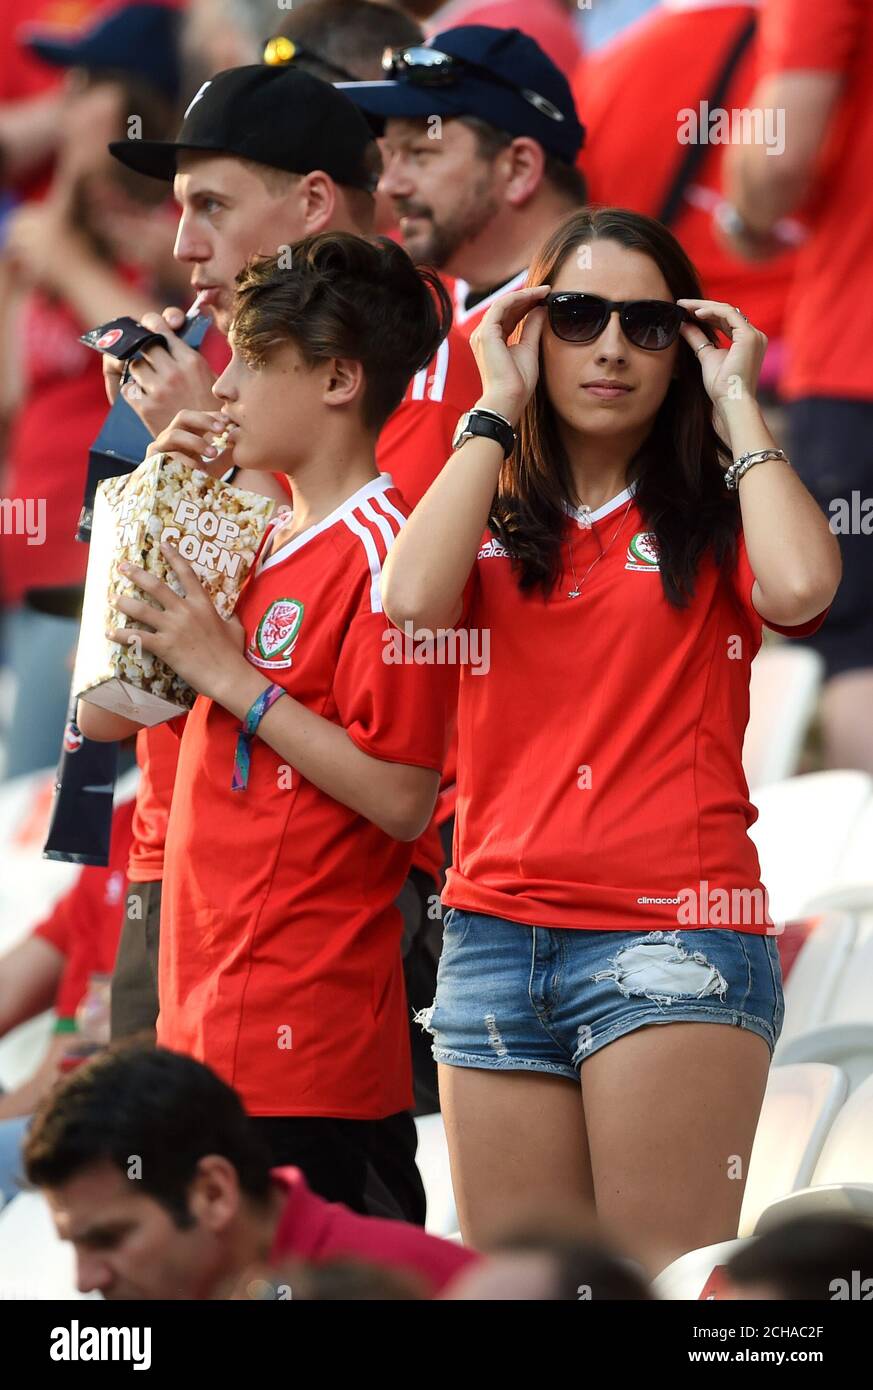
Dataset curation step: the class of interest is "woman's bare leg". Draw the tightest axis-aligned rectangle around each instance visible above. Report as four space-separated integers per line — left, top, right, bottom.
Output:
581 1022 771 1276
438 1063 595 1250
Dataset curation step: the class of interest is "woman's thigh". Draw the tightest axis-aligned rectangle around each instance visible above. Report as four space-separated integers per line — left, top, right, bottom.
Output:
438 1063 595 1250
581 1020 771 1277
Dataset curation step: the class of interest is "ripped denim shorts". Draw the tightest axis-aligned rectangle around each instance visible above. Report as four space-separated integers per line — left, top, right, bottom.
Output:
417 910 785 1080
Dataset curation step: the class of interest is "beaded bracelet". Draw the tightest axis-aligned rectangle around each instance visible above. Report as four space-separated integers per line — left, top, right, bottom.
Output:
232 683 287 792
724 448 788 491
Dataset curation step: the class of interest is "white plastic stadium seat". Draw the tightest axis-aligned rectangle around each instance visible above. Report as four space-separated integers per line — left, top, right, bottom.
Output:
0 770 80 952
0 1009 55 1093
776 1025 873 1096
775 915 873 1091
803 797 873 913
748 772 873 924
414 1112 458 1237
653 1238 748 1300
0 1192 97 1299
753 1072 873 1232
775 912 859 1048
743 645 824 790
738 1063 848 1237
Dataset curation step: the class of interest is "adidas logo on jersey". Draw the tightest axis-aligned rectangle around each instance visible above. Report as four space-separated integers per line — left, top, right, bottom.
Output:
478 538 508 560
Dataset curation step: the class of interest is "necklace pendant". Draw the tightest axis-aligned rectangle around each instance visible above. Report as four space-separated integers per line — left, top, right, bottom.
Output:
568 588 581 599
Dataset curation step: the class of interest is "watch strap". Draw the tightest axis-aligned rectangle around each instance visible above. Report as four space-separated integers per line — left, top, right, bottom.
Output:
456 408 516 459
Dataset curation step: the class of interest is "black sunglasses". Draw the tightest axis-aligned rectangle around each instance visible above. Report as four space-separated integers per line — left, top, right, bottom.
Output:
383 45 566 124
546 293 691 351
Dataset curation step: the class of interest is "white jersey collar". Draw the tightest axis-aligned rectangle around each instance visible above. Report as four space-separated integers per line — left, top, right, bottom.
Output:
564 480 638 527
257 472 394 574
453 269 530 326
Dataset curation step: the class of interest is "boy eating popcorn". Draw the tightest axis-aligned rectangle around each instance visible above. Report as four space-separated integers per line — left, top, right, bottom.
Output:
78 234 452 1214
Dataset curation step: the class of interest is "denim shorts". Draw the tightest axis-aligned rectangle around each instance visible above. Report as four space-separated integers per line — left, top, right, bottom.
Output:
417 910 785 1081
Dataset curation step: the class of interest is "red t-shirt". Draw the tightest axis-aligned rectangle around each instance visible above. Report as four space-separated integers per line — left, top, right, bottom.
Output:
127 724 179 883
33 797 134 1017
427 0 584 82
444 488 829 931
755 0 873 399
158 476 451 1118
126 331 479 881
573 3 796 345
269 1166 476 1293
1 291 109 604
376 327 481 506
379 327 480 840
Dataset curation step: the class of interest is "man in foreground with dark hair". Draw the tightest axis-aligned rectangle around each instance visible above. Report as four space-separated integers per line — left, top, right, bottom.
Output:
23 1045 477 1300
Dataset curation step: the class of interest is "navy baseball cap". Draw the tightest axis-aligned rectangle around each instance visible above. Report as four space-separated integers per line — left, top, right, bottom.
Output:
108 65 379 191
338 25 584 165
21 2 183 102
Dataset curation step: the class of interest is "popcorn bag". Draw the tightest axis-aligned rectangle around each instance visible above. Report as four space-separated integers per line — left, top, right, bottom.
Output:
74 454 275 725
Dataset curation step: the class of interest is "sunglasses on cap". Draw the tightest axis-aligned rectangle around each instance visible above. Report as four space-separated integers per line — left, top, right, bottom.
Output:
546 293 692 351
263 35 357 83
383 45 566 124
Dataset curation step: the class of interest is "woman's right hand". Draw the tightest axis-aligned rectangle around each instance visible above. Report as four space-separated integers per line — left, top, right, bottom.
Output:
145 409 232 475
469 284 550 425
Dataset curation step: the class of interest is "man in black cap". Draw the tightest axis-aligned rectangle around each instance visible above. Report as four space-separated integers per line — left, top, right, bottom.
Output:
341 24 587 338
103 63 479 449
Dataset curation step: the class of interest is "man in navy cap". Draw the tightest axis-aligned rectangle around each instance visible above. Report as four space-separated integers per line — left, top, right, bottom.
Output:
341 24 587 338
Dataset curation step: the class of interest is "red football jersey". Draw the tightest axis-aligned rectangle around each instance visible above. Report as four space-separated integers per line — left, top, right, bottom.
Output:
451 270 530 341
444 488 829 932
377 326 481 505
126 332 478 880
158 475 451 1118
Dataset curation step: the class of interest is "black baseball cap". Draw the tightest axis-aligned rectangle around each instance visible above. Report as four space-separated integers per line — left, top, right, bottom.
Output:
108 64 378 190
338 25 584 166
22 1 183 102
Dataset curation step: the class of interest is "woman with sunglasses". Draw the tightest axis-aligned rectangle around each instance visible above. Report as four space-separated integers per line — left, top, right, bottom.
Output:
381 207 840 1273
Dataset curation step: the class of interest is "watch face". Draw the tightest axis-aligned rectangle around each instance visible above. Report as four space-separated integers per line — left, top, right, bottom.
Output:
452 412 471 450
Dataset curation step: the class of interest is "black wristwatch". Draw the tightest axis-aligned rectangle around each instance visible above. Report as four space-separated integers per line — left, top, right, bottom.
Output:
452 407 517 459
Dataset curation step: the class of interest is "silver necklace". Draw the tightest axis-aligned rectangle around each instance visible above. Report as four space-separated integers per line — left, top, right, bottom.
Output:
566 498 633 599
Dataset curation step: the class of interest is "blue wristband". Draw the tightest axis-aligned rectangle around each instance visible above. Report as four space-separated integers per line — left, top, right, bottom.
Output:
232 683 286 791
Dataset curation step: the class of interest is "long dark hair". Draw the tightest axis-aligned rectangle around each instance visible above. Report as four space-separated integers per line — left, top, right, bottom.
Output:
489 207 739 607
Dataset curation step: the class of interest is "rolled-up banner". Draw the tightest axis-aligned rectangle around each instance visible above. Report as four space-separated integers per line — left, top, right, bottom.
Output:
44 306 213 861
42 683 119 866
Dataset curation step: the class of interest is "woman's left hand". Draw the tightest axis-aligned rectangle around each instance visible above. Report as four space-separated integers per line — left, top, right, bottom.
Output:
677 298 768 414
108 542 248 702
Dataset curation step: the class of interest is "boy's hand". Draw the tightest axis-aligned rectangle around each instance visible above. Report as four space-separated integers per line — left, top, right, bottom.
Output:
145 409 233 476
108 542 252 703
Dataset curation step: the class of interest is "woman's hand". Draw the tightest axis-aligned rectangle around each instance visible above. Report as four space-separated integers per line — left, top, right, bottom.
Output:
108 542 250 703
145 409 234 477
470 284 550 425
678 298 768 420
